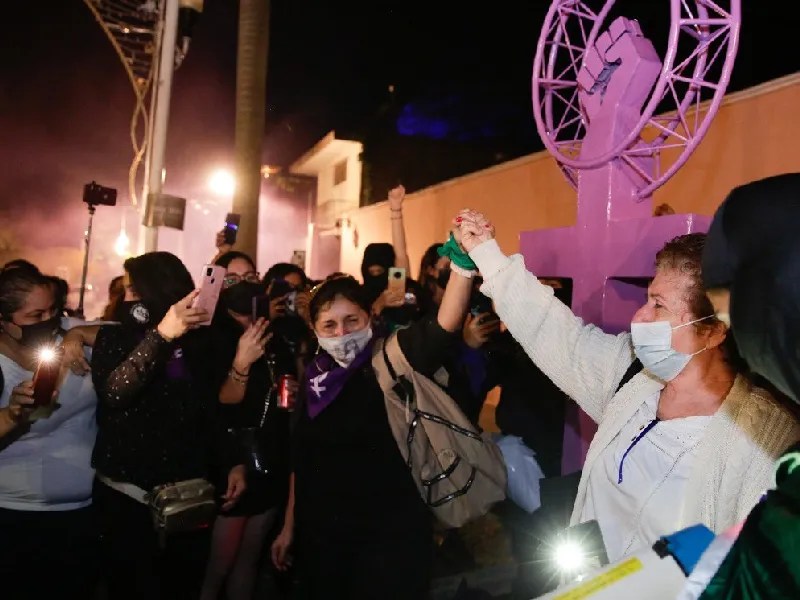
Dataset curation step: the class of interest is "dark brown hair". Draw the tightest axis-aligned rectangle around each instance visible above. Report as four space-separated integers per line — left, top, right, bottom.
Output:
655 233 716 323
309 275 371 325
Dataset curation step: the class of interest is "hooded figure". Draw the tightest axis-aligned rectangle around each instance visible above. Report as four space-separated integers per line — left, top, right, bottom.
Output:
360 242 396 307
697 173 800 599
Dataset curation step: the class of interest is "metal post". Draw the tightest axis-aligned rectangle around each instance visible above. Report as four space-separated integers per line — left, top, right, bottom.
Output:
141 0 180 253
77 205 96 319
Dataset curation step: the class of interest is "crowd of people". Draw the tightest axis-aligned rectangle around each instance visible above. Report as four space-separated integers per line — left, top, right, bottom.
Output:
0 178 798 600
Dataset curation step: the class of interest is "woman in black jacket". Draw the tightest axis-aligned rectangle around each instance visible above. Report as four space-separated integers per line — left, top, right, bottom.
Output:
270 255 473 599
89 252 246 600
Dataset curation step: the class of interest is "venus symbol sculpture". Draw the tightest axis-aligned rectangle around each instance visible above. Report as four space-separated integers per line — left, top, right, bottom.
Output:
527 0 741 472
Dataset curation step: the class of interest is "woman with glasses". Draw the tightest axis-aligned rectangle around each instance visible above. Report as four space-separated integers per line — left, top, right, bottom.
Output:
200 251 294 600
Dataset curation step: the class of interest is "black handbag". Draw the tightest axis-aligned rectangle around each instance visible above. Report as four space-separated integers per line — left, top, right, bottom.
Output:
226 386 274 475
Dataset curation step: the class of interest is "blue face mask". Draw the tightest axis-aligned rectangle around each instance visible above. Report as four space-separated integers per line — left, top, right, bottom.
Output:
630 316 712 381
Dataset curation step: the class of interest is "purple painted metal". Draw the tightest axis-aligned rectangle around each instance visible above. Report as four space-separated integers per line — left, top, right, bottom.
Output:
532 0 741 197
526 1 739 472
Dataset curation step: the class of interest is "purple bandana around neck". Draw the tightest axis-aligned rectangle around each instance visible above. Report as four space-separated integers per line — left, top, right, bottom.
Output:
305 335 378 419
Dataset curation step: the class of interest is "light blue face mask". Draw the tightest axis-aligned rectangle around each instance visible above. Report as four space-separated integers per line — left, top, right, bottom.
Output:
630 316 712 381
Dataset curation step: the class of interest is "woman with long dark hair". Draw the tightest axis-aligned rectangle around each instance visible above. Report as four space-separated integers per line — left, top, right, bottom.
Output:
200 250 297 600
87 251 247 600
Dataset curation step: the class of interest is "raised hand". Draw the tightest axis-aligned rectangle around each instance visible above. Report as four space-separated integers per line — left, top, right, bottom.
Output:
453 209 496 253
388 185 406 211
577 16 660 122
157 290 209 341
234 318 270 372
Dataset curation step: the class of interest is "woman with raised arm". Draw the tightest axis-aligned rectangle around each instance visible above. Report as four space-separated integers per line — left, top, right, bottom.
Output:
453 209 799 562
270 230 474 599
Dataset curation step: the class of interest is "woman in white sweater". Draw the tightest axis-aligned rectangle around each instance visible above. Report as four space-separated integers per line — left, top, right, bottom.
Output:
453 209 800 561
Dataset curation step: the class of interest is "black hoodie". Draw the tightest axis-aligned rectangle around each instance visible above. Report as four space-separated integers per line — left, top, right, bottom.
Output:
702 172 800 403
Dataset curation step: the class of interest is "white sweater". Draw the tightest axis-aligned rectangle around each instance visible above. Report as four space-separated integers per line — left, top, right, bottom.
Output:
471 240 800 534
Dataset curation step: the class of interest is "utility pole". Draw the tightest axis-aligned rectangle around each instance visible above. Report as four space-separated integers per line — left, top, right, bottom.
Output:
141 0 180 253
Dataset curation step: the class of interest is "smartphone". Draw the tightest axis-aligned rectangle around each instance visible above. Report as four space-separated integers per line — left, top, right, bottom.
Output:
251 294 271 321
387 267 406 302
223 213 241 246
470 291 499 324
32 347 60 407
193 265 226 325
269 279 297 315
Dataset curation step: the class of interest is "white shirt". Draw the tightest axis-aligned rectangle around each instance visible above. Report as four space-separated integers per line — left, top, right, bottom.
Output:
0 319 98 511
581 393 711 561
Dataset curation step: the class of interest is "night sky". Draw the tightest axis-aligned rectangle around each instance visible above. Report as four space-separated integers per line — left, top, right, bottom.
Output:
0 1 797 248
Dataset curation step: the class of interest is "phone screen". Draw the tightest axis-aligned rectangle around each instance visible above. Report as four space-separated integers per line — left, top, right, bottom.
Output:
223 213 241 246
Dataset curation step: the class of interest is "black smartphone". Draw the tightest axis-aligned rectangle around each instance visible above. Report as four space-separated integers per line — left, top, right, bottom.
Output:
223 213 241 246
252 294 271 321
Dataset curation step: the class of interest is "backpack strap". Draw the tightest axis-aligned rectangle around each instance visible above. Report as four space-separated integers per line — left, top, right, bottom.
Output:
615 358 643 394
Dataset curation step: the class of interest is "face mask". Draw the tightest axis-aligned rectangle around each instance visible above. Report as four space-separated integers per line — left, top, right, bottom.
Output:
223 282 263 316
13 315 62 348
317 326 373 367
630 316 711 381
117 301 151 329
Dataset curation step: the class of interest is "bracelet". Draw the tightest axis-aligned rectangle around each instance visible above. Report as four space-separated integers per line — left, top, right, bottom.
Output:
450 263 477 279
229 370 248 385
232 365 250 377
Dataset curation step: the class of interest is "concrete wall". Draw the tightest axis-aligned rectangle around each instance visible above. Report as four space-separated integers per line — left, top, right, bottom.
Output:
340 73 800 279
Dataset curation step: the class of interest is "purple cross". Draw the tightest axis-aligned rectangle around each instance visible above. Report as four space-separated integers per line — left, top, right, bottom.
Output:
521 18 711 473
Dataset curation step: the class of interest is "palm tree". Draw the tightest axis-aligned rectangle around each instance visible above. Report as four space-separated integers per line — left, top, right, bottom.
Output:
233 0 270 260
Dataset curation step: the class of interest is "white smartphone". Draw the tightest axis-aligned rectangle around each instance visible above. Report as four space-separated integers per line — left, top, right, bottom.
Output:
192 264 226 325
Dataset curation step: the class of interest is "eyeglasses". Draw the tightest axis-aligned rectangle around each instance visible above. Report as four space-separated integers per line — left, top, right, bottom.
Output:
223 272 261 289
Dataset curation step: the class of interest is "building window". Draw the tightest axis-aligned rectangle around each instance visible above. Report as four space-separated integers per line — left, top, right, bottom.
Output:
333 159 347 185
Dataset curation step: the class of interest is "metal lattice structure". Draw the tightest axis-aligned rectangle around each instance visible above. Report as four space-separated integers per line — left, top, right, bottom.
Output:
532 0 741 198
83 0 160 207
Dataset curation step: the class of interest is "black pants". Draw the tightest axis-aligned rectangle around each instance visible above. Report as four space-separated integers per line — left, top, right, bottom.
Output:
94 480 211 600
295 526 434 600
0 504 99 600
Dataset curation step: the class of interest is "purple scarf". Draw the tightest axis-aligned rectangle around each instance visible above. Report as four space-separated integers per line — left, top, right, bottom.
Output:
305 336 378 419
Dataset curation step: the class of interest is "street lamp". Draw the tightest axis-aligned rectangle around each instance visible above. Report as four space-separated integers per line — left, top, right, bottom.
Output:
208 169 236 197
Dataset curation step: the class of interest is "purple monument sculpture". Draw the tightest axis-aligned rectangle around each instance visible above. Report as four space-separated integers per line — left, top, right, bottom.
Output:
527 0 741 473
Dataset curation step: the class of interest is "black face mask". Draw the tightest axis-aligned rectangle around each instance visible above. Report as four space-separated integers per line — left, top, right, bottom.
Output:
222 282 264 316
116 301 152 330
13 315 62 348
436 267 451 289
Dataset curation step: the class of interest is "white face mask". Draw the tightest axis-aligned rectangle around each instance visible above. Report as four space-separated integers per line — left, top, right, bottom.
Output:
317 326 373 367
630 316 711 381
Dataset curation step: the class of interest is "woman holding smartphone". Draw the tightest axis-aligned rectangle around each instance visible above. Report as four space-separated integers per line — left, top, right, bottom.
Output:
200 251 297 600
86 252 247 600
0 265 100 600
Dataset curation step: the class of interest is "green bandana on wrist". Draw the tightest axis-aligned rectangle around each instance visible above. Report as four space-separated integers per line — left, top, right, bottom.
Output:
438 233 477 271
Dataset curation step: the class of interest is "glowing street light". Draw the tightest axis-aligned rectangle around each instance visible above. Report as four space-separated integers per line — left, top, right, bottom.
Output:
114 229 131 257
208 169 236 196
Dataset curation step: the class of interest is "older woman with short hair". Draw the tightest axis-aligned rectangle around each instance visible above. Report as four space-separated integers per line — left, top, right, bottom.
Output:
454 209 800 562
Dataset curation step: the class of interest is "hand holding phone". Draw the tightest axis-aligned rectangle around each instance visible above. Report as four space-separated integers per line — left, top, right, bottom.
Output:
387 267 406 305
32 347 61 407
158 290 210 340
192 265 226 325
8 381 36 422
223 213 241 246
